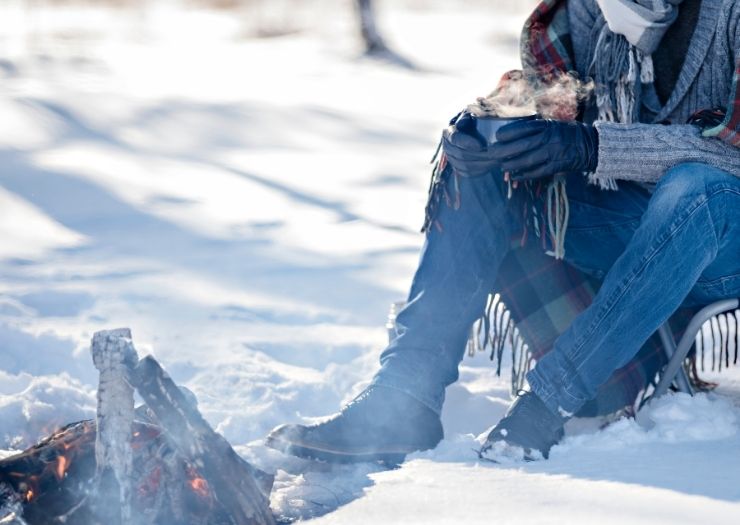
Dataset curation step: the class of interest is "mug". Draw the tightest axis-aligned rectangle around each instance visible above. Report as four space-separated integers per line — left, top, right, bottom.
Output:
474 113 538 145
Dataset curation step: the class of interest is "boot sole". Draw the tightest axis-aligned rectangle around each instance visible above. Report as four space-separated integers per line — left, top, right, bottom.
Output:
266 436 408 466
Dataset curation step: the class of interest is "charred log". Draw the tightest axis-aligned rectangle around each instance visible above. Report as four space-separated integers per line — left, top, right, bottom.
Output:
131 356 275 525
0 421 98 524
0 420 201 525
0 417 273 525
0 329 275 525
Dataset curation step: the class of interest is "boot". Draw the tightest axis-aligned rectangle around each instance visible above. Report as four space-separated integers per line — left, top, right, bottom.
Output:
265 385 443 464
479 391 566 461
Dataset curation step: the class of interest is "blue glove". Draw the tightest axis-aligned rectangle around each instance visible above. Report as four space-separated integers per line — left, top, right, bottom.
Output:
440 111 501 178
490 119 599 181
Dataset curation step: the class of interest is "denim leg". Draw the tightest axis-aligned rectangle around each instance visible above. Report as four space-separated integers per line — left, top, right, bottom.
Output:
371 168 519 415
528 163 740 416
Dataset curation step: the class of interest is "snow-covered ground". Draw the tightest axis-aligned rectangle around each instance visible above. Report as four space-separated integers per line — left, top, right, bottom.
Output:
0 1 739 523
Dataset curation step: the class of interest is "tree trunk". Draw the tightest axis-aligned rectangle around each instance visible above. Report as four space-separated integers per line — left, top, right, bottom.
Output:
356 0 388 53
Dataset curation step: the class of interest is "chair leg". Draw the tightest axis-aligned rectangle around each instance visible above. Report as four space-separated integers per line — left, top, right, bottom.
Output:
652 299 740 400
657 323 693 395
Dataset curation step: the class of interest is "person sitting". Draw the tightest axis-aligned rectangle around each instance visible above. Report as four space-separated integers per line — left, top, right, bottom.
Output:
266 0 740 462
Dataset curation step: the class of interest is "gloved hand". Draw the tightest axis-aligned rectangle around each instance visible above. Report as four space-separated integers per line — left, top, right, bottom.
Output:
441 111 500 178
490 119 599 181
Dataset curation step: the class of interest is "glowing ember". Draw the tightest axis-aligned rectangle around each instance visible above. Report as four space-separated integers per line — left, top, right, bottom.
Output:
137 466 162 499
55 455 69 480
189 476 209 498
25 489 34 502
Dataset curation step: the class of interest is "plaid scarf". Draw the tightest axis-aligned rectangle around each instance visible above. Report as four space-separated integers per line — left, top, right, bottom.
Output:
595 0 682 51
521 0 740 145
588 0 682 123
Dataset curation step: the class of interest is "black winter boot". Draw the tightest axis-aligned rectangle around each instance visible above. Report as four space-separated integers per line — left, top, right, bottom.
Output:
265 386 443 465
479 391 566 461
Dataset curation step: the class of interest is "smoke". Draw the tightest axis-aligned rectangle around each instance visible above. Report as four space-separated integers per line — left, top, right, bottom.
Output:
468 70 594 121
0 484 27 525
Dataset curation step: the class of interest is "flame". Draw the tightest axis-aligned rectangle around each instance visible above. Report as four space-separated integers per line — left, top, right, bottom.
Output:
189 477 209 498
185 465 210 498
25 489 34 502
55 455 70 480
40 421 63 441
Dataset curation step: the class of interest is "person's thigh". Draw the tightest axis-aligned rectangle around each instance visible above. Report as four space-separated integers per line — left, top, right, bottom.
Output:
675 164 740 305
562 164 740 304
562 174 651 280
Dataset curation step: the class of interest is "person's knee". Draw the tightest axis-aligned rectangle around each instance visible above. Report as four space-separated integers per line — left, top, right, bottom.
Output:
655 162 709 195
651 162 732 208
650 162 736 236
656 162 733 195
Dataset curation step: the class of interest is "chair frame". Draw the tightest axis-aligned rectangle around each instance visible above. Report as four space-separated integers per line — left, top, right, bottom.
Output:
651 298 740 400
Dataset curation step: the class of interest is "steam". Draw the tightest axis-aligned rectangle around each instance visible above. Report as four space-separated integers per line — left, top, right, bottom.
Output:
468 70 594 121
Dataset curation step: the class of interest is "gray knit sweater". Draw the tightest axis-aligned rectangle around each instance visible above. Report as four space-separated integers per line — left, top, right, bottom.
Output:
568 0 740 184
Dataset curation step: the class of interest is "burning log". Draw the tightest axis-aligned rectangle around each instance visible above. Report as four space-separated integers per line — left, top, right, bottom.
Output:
1 420 167 524
0 329 275 525
131 356 275 525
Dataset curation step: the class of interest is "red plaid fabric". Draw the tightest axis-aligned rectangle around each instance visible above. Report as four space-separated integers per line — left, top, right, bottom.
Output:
702 56 740 146
520 0 574 80
521 0 740 147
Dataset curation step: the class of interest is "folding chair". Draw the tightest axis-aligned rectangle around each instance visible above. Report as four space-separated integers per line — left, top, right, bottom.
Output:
652 298 740 399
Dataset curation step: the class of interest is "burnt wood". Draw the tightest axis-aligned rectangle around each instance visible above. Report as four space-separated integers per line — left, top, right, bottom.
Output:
130 356 275 525
1 342 275 525
0 420 207 525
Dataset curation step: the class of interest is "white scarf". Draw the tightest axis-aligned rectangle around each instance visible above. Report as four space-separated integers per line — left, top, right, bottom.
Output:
590 0 684 126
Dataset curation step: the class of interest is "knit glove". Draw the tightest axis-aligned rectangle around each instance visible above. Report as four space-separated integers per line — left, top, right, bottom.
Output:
441 111 501 178
490 119 599 181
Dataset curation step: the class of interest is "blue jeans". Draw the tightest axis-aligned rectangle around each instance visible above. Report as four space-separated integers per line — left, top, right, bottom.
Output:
371 162 740 417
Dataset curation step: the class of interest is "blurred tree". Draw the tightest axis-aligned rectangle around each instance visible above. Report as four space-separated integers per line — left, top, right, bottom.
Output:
356 0 388 54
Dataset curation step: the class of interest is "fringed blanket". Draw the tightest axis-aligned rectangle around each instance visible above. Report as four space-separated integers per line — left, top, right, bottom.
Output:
467 241 740 416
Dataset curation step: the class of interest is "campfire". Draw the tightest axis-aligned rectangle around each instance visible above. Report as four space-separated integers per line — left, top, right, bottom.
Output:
0 329 275 525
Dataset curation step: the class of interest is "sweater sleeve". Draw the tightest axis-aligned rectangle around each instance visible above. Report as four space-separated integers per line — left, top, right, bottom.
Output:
590 0 740 187
590 122 740 188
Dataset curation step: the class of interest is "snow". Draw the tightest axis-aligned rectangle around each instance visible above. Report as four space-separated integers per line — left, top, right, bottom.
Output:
1 1 738 523
310 392 740 524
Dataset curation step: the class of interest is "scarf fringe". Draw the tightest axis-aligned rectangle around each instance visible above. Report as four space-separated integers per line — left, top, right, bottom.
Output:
467 293 534 395
592 25 652 126
639 54 654 84
587 171 619 191
468 298 740 395
422 138 569 261
421 137 452 234
695 309 740 375
546 176 569 260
